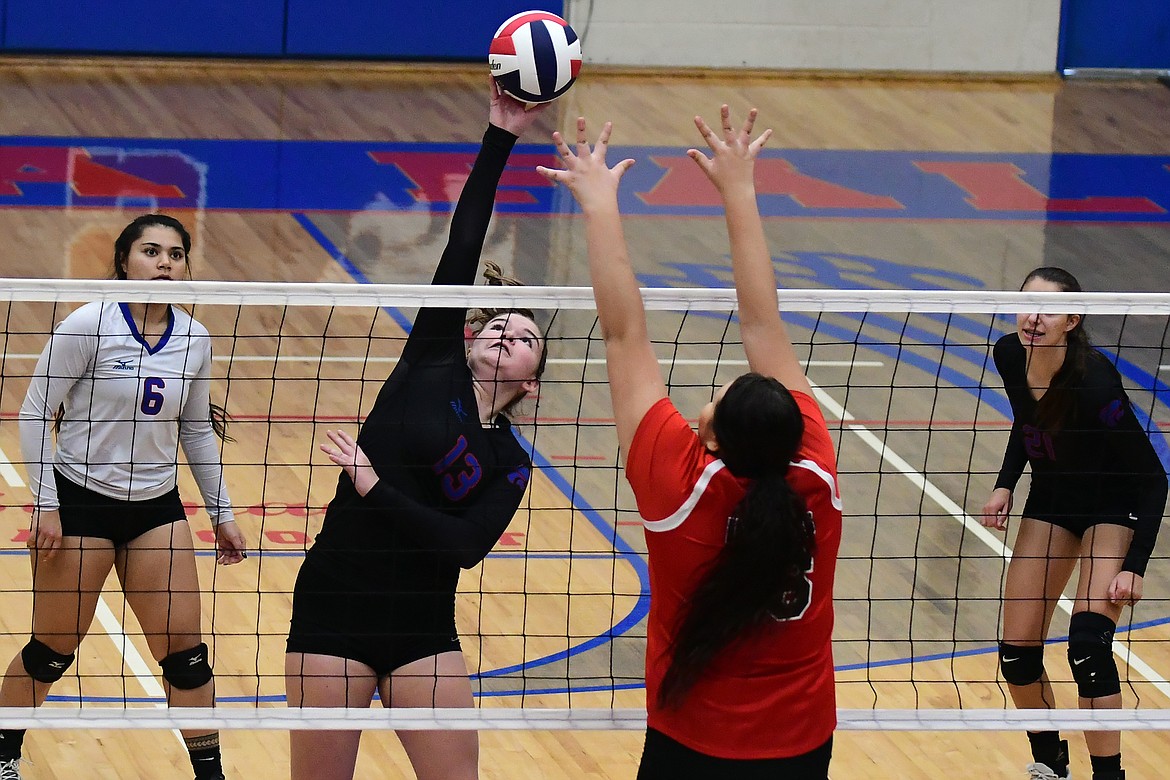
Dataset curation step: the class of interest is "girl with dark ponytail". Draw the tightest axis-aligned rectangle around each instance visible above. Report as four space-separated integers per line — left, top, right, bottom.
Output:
539 106 841 779
657 373 815 709
981 266 1167 780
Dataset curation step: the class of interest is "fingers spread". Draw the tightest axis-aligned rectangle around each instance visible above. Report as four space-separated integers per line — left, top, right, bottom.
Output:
741 107 758 137
597 121 613 150
551 131 573 161
693 116 718 151
750 127 773 153
686 148 712 174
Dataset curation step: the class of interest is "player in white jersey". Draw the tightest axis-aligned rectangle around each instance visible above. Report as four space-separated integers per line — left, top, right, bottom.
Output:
0 214 248 780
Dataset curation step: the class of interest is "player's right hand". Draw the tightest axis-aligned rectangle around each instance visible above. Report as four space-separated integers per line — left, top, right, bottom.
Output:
980 488 1012 530
29 508 63 561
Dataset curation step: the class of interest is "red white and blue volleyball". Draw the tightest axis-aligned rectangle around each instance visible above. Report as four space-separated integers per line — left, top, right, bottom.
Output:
489 10 581 104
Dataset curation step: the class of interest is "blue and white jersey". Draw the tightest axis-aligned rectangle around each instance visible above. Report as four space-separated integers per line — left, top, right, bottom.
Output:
19 301 234 525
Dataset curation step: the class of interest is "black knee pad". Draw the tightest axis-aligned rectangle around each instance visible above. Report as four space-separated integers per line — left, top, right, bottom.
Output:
1067 611 1121 699
160 642 213 690
21 637 75 684
999 642 1045 687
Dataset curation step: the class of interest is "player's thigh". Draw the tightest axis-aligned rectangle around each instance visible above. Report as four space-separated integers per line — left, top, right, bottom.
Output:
30 537 116 651
387 651 477 780
116 520 202 655
286 651 379 708
1073 523 1132 620
1002 517 1080 643
285 653 378 780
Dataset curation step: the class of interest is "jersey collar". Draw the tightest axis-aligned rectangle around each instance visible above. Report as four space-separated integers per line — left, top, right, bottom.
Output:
119 302 175 355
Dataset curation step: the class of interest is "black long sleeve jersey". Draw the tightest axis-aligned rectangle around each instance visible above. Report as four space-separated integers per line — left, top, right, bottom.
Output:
993 333 1167 575
304 124 532 603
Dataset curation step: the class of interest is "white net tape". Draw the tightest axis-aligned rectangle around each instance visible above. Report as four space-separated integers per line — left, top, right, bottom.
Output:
1 280 1167 733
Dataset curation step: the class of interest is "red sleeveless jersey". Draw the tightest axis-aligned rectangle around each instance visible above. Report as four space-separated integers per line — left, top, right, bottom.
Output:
626 391 841 759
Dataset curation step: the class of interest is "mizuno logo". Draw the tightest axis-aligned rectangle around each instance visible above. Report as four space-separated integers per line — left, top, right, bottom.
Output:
1129 513 1139 521
189 655 204 666
112 359 135 371
49 661 66 668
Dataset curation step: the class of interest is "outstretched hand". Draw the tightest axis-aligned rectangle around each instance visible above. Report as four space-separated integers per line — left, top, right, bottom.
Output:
489 76 549 138
536 117 635 211
688 105 772 193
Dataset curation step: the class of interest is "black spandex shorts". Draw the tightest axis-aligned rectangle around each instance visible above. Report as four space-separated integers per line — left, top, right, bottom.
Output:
637 727 833 780
286 555 461 678
54 469 187 546
1022 499 1138 538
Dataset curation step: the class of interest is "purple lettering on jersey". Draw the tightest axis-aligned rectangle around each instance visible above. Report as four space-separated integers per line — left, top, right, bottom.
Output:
434 435 483 501
1023 424 1056 460
507 465 530 489
1099 398 1125 428
141 377 166 416
433 435 469 474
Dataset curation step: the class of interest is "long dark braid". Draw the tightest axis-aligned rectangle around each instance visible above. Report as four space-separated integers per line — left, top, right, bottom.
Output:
657 373 815 709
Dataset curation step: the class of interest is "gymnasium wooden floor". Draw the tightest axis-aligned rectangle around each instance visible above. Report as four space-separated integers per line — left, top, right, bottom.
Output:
0 57 1169 778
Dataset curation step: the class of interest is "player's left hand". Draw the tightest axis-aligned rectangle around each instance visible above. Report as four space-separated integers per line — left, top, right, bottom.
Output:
688 105 771 195
1108 570 1143 606
322 429 380 497
214 519 248 566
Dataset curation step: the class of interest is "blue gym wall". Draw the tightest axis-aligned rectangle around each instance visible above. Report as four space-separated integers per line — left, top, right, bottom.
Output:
0 1 563 59
1059 0 1170 71
0 2 1165 72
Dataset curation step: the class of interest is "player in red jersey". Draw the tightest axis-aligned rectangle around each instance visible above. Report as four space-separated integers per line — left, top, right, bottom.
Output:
539 106 840 778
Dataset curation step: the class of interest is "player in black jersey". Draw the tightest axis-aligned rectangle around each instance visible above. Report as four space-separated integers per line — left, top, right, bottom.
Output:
284 82 549 780
980 267 1167 780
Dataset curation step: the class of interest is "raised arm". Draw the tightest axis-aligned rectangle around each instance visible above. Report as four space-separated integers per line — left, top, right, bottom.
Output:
537 119 666 457
406 81 548 358
688 106 812 398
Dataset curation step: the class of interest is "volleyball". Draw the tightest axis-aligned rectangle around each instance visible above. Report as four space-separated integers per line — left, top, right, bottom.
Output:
489 10 581 104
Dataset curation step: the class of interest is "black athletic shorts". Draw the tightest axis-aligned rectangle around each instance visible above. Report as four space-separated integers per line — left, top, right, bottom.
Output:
1022 492 1139 538
53 469 187 546
286 553 462 678
637 727 833 780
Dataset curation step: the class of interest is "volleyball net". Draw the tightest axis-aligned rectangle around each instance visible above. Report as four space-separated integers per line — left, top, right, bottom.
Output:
0 279 1168 732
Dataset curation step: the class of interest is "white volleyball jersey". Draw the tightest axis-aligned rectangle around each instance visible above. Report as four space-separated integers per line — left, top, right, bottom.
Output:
19 301 234 525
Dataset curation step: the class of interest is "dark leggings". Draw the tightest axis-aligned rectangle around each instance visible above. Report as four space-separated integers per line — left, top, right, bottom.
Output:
637 727 832 780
